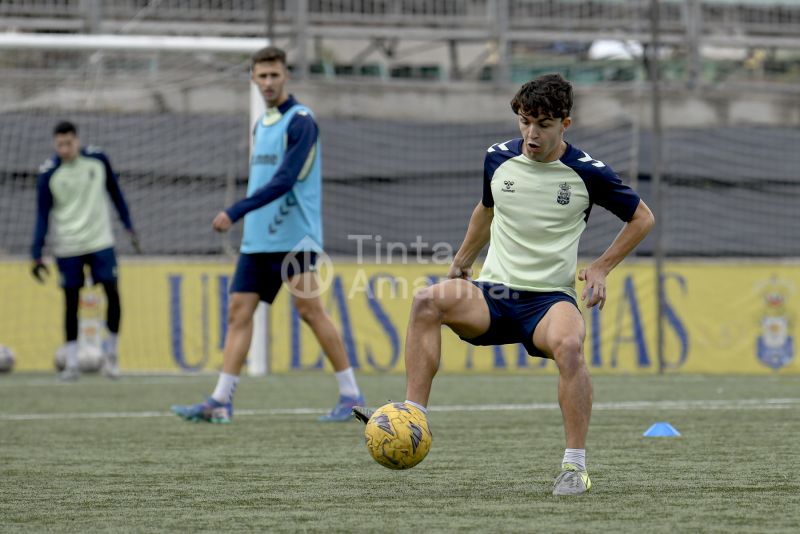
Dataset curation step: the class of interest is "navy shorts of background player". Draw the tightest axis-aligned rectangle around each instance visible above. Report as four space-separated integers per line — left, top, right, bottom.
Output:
230 250 318 304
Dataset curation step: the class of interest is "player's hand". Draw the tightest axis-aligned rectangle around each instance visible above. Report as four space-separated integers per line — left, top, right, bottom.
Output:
447 262 472 280
129 230 142 254
31 260 50 284
212 211 233 233
578 264 609 309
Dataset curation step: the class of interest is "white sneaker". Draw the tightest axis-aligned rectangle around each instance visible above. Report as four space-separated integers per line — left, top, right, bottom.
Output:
101 353 120 380
58 366 80 382
552 464 592 496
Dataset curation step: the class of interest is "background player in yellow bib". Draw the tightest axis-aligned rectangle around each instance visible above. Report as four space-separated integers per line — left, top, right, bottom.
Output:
171 46 363 423
356 73 654 495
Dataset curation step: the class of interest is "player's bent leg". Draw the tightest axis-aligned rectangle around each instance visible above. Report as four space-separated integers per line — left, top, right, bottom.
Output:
533 302 590 448
289 272 349 372
101 281 121 379
58 286 81 381
289 272 364 421
405 279 490 407
533 301 593 495
220 292 261 375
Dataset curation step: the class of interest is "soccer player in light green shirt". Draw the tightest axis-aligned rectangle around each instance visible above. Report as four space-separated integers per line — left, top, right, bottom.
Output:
355 74 654 496
31 121 139 381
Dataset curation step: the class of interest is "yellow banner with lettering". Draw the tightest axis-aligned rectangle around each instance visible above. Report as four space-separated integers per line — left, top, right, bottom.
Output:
1 260 797 374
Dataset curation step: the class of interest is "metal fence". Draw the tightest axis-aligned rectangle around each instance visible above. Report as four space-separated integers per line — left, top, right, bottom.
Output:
2 1 799 41
0 1 798 262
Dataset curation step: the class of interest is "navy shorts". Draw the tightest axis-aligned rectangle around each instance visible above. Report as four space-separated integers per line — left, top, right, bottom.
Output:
230 251 318 303
460 281 578 358
56 247 118 289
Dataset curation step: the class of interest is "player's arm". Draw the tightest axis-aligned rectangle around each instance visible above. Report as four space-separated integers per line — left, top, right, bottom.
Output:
219 112 318 229
449 202 493 279
94 151 134 230
579 199 654 308
99 151 140 252
449 149 499 279
30 170 54 282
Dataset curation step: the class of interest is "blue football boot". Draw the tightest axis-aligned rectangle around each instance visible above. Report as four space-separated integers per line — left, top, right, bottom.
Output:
318 394 365 422
171 397 233 424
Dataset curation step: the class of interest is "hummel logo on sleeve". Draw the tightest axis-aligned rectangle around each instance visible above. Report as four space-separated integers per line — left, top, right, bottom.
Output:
487 139 516 153
577 151 606 168
39 158 56 174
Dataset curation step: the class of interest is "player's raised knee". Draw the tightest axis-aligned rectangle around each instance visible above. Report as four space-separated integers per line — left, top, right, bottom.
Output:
410 285 445 322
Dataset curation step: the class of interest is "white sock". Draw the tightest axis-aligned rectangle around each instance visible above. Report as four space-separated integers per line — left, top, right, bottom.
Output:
404 399 427 414
211 372 240 404
335 367 360 398
562 448 586 471
106 333 118 355
65 341 79 370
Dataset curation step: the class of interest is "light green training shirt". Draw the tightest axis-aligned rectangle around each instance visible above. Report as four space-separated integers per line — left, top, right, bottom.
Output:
476 139 641 299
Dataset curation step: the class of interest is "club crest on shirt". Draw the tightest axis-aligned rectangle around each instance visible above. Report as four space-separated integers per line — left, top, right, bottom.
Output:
557 182 571 205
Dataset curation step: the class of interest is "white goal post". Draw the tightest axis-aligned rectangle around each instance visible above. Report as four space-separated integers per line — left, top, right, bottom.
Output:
1 32 272 375
0 32 269 53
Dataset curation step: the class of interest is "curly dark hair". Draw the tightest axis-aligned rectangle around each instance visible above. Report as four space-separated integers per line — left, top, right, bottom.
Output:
510 73 573 120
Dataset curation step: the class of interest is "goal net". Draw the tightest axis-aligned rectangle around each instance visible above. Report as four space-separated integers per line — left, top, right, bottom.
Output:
5 31 797 375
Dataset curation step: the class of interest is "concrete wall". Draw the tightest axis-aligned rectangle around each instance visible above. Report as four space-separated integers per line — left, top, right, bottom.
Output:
4 76 797 128
293 80 800 127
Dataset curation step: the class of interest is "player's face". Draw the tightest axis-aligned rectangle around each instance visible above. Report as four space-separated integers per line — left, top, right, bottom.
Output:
252 60 289 108
518 112 571 163
54 133 80 162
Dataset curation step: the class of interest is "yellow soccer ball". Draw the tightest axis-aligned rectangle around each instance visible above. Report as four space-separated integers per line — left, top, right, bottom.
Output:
364 402 432 470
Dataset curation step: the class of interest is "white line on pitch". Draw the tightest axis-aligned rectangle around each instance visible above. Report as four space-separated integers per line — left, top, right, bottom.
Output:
1 398 798 421
435 398 800 412
0 376 219 387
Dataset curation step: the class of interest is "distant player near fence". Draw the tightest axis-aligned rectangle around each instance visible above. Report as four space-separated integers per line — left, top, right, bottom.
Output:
31 120 140 381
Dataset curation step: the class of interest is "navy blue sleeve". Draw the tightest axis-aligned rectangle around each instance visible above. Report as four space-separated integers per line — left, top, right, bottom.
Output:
226 112 318 223
91 151 134 230
31 168 55 260
482 140 520 207
584 165 641 222
482 151 496 208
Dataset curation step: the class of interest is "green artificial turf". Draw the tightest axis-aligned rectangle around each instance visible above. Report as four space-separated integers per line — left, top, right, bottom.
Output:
1 373 798 533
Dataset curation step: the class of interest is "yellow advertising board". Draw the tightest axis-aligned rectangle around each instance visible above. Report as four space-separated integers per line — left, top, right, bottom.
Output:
1 259 798 374
0 260 233 373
